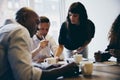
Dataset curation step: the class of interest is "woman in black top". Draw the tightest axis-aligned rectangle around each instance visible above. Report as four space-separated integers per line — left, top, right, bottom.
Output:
94 14 120 62
55 2 95 58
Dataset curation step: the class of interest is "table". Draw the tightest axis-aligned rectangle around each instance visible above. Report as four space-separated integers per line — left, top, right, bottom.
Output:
57 61 120 80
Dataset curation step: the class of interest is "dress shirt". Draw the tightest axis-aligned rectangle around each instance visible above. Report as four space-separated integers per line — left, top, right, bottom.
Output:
32 35 57 61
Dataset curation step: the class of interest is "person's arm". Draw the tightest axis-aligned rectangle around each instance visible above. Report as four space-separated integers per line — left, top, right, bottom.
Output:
48 36 58 56
109 49 120 58
32 40 48 58
73 19 95 54
94 50 112 62
76 39 91 53
55 44 64 57
31 46 42 58
40 62 79 80
55 22 66 58
75 20 94 53
41 67 63 80
94 44 113 62
8 27 42 80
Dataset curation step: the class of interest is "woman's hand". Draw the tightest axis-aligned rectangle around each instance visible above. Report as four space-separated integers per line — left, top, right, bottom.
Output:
72 47 85 55
109 49 120 58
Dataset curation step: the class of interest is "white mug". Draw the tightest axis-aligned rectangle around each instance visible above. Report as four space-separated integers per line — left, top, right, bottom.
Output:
44 57 56 64
73 54 82 64
81 61 93 76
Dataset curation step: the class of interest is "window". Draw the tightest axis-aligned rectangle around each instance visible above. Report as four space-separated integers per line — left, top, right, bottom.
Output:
32 0 61 43
0 0 120 60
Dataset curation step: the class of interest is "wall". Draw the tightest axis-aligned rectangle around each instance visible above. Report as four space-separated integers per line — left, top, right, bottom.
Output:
63 0 120 59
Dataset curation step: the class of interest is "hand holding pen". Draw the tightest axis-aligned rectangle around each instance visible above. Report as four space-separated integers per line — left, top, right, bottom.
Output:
39 36 49 49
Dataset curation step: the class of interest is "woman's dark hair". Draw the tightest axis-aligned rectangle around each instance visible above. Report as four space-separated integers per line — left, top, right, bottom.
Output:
108 14 120 44
67 2 88 27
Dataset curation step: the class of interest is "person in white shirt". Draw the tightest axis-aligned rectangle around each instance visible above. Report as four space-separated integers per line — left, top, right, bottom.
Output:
0 7 79 80
32 16 57 62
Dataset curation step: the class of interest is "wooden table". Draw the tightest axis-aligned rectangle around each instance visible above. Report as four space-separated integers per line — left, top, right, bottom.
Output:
57 61 120 80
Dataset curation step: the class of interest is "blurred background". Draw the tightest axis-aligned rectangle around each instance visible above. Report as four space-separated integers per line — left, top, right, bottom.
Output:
0 0 120 60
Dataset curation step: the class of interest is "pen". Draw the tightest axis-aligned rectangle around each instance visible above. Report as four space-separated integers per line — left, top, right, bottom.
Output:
66 60 69 63
51 54 54 57
42 35 45 40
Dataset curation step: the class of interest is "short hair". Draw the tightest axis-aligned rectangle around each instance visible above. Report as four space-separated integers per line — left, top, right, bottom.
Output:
15 7 39 26
39 16 50 23
15 7 39 37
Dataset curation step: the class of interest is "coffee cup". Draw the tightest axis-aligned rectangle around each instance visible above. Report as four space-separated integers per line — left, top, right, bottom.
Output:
44 57 56 64
81 61 93 76
73 54 82 64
